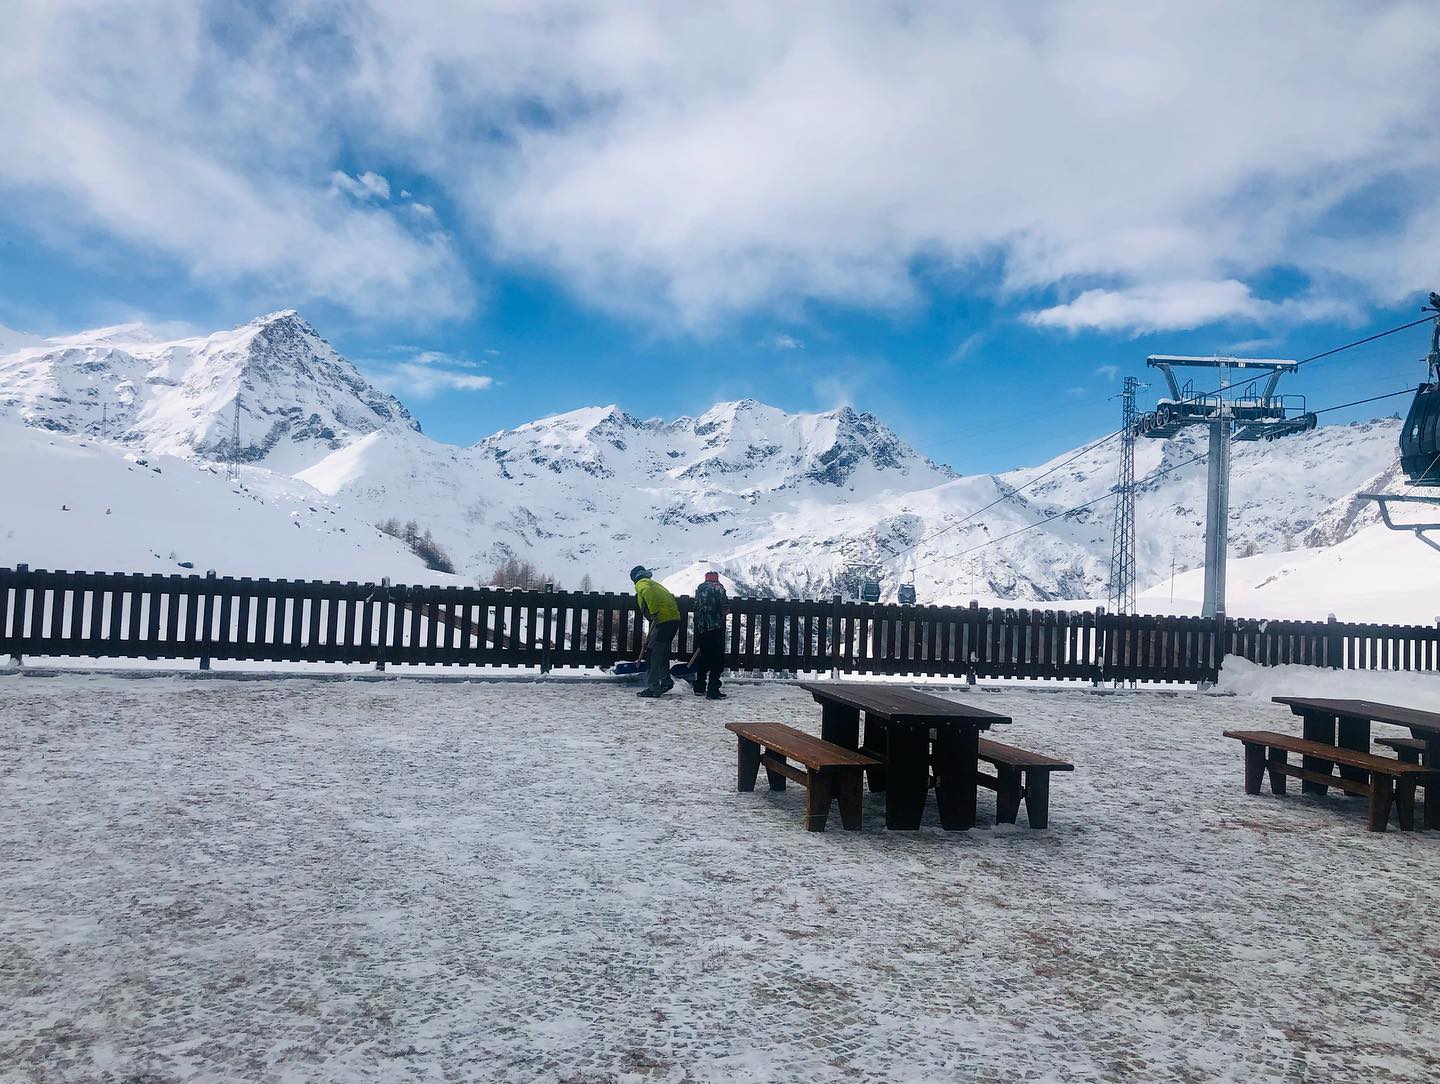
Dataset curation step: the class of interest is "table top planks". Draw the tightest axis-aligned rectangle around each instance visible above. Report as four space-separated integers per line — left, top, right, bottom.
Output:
1273 697 1440 735
799 681 1011 726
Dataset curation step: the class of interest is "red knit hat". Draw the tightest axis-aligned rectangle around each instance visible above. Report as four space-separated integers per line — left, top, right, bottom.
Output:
704 571 720 582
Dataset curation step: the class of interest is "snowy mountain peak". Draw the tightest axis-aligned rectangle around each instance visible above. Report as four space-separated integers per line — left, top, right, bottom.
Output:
0 310 416 472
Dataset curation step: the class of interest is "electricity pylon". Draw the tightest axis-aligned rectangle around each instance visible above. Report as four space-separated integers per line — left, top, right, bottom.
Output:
1107 376 1143 615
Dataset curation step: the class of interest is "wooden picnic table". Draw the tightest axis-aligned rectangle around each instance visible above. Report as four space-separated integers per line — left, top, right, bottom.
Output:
1273 696 1440 829
799 682 1011 831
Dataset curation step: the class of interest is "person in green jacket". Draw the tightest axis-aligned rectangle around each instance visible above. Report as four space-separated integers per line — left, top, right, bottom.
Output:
630 565 680 698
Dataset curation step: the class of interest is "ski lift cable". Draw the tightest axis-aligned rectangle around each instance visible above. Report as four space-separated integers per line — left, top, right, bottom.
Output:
905 450 1211 576
871 317 1438 571
903 384 1418 578
874 430 1124 567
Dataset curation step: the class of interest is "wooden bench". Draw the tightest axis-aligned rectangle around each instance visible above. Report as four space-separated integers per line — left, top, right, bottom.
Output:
1375 735 1429 764
975 738 1074 829
1223 730 1438 832
726 721 882 832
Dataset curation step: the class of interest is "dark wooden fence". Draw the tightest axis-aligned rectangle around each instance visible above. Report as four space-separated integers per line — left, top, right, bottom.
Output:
2 565 1438 683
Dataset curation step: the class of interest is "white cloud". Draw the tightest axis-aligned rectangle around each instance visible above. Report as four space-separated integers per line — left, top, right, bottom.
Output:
1 2 1438 332
331 170 392 201
1094 364 1120 381
1026 280 1361 334
391 364 494 398
766 333 803 350
364 347 492 399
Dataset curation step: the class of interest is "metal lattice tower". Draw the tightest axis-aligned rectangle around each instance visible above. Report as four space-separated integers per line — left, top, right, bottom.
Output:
1107 376 1142 615
227 394 242 483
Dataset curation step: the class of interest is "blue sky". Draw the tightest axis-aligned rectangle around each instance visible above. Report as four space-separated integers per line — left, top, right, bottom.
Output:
2 2 1438 473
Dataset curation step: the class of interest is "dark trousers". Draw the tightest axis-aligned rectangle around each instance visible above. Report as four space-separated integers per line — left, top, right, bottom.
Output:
695 627 725 695
647 620 679 691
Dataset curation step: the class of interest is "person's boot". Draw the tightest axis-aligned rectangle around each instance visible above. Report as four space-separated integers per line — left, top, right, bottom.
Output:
637 688 663 698
692 681 706 696
706 689 727 700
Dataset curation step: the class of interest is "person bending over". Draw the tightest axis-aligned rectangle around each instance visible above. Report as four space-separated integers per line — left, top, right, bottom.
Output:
630 565 679 698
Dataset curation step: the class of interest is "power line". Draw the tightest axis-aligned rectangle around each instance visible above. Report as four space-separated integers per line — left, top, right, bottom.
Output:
1311 387 1414 415
904 383 1418 579
867 316 1437 584
1293 314 1437 368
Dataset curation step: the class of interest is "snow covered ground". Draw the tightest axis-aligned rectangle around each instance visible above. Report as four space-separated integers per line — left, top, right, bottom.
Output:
3 673 1438 1081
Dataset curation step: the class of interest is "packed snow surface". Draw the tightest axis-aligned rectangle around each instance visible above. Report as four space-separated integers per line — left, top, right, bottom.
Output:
2 673 1437 1081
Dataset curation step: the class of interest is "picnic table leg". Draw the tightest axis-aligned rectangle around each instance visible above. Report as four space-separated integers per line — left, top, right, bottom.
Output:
1335 714 1370 790
885 723 929 831
820 702 860 749
1423 735 1440 830
737 736 761 792
1367 774 1394 832
1396 779 1417 832
861 714 888 793
1299 712 1336 795
837 771 863 831
934 724 978 831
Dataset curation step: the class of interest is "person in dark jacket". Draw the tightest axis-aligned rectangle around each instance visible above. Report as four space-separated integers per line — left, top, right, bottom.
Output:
631 565 680 697
692 571 728 700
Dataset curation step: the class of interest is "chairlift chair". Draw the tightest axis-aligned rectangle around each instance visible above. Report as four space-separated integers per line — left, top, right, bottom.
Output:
1360 291 1440 550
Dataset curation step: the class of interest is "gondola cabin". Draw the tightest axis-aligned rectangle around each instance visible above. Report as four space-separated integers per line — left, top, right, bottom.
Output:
1401 380 1440 486
860 580 881 603
897 583 917 605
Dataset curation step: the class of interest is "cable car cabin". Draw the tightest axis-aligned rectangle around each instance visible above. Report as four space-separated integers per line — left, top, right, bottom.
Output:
860 580 881 603
1401 381 1440 485
897 584 917 606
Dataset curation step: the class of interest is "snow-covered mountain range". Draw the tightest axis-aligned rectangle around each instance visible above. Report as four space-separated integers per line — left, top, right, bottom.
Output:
2 310 1430 620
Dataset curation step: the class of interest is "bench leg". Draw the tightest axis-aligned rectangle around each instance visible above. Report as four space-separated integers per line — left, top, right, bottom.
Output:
884 722 930 831
1266 748 1287 795
805 770 833 832
1243 741 1266 795
1367 774 1393 833
763 748 787 791
1394 745 1421 766
1396 778 1417 832
837 771 863 831
737 736 760 792
994 765 1023 824
1300 712 1335 795
1025 771 1051 829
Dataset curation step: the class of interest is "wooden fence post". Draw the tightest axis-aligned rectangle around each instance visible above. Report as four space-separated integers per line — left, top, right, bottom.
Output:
199 569 215 670
966 599 979 685
1325 613 1343 670
1208 610 1228 686
541 582 554 674
1092 605 1105 686
376 576 390 671
831 594 842 680
8 562 27 666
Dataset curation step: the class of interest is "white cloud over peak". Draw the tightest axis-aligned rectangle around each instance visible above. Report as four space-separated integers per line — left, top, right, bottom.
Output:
2 1 1438 333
